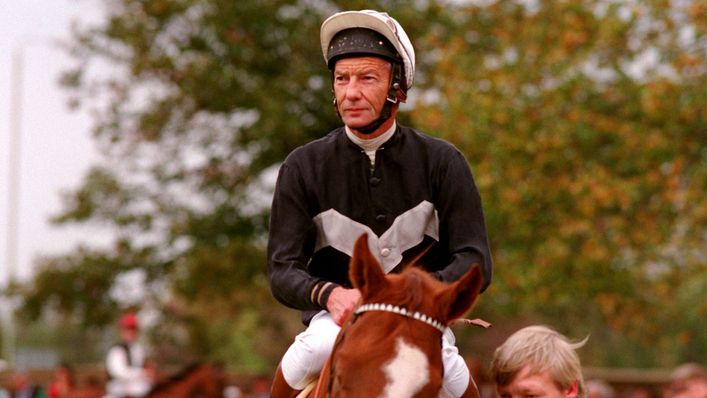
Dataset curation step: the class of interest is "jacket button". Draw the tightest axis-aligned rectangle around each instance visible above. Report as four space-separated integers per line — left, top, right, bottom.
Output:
369 177 381 186
375 214 386 223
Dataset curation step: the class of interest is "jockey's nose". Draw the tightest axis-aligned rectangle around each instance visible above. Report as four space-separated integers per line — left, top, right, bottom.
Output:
344 77 365 100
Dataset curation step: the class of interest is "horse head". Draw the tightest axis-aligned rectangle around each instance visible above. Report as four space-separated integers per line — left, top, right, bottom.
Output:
327 234 483 397
350 235 483 327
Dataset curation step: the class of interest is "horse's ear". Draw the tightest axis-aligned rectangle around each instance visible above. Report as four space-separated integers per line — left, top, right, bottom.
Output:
438 264 483 321
349 234 388 298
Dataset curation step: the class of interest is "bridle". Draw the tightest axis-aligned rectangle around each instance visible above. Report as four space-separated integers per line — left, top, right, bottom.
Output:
354 303 446 333
325 302 446 396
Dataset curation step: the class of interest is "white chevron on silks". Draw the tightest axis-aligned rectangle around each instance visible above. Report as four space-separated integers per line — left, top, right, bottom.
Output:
312 200 439 274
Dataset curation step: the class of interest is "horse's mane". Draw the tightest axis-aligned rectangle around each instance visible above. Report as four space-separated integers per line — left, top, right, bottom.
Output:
383 240 440 310
386 267 429 310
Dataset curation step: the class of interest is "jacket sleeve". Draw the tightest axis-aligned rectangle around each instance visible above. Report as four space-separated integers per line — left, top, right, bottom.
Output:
432 147 493 291
267 160 337 311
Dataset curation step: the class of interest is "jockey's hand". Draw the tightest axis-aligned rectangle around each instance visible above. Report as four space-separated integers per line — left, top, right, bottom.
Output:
326 286 361 325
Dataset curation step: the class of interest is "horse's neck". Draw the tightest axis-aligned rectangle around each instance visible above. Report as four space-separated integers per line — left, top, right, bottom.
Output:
150 369 204 397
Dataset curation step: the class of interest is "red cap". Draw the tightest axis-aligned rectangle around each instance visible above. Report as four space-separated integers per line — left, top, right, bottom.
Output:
119 312 139 329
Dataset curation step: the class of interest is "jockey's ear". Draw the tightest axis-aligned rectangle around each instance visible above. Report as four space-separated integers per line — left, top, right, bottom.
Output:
349 234 388 297
438 264 483 322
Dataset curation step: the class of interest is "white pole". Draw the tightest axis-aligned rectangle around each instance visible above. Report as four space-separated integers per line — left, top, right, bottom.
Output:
3 47 23 366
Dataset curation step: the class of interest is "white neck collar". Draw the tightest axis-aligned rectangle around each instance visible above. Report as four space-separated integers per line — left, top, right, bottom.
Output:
345 121 396 152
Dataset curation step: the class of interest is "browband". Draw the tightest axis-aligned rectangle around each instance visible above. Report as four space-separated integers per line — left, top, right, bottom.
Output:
354 303 446 333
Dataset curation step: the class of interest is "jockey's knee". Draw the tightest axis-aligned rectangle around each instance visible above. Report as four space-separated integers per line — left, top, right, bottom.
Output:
293 328 337 363
281 311 340 389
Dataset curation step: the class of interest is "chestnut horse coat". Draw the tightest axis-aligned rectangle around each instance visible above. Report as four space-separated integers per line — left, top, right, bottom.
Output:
306 234 483 398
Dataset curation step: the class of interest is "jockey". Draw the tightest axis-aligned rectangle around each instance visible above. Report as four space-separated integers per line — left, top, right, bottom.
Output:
267 9 493 398
104 312 154 398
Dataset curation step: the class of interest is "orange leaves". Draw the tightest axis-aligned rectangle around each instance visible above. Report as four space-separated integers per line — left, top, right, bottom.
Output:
687 2 707 24
596 292 619 318
410 1 707 363
560 11 593 52
640 80 680 117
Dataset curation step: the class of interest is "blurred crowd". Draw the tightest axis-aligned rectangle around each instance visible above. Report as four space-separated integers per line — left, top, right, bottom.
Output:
0 358 704 398
584 362 707 398
0 332 703 398
0 364 270 398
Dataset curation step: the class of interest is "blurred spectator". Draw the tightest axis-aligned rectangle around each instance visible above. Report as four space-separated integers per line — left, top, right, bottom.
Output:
104 312 154 398
586 379 616 398
665 363 707 398
631 386 653 398
223 385 243 398
249 374 270 398
490 325 587 398
45 362 74 398
0 375 8 398
9 370 46 398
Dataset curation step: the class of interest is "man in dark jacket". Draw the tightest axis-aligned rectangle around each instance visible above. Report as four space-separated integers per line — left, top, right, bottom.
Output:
268 9 493 398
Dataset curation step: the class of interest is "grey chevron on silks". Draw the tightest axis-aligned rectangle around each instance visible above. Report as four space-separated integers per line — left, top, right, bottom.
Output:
312 201 440 274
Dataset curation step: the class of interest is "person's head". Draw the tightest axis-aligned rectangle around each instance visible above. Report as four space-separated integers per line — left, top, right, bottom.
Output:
118 311 139 342
54 362 75 386
666 363 707 398
320 10 415 137
490 325 587 398
11 371 31 390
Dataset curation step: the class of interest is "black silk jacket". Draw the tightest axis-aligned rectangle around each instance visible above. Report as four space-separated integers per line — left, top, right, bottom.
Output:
267 124 492 324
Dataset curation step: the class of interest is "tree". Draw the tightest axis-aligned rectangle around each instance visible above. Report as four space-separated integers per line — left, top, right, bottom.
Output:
10 0 706 370
10 0 444 371
412 0 706 366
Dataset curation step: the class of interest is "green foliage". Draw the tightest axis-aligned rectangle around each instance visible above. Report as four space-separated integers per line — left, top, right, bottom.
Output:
413 0 706 366
9 0 706 370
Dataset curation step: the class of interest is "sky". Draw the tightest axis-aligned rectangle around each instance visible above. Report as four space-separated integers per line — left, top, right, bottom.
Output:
0 0 108 285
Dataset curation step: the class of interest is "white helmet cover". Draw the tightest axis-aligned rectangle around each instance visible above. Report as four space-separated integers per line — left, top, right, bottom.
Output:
320 10 416 90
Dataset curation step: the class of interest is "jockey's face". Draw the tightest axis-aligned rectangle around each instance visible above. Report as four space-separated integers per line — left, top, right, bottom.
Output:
496 364 579 398
333 57 395 137
120 325 138 342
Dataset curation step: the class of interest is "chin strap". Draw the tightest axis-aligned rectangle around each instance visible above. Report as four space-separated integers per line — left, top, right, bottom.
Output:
332 63 405 135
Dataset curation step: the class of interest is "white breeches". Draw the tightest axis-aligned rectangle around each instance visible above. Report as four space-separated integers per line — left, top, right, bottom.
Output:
281 311 470 397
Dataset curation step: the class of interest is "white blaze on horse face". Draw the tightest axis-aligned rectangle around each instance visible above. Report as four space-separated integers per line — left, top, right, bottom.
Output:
381 337 429 398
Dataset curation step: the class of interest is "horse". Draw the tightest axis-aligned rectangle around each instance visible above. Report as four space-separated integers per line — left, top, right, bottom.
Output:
146 362 225 398
294 234 485 398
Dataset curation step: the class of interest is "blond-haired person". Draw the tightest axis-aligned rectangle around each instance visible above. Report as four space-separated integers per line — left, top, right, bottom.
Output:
665 363 707 398
490 325 587 398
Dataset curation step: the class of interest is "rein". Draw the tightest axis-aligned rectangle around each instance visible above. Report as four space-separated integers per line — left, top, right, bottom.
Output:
354 303 446 333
